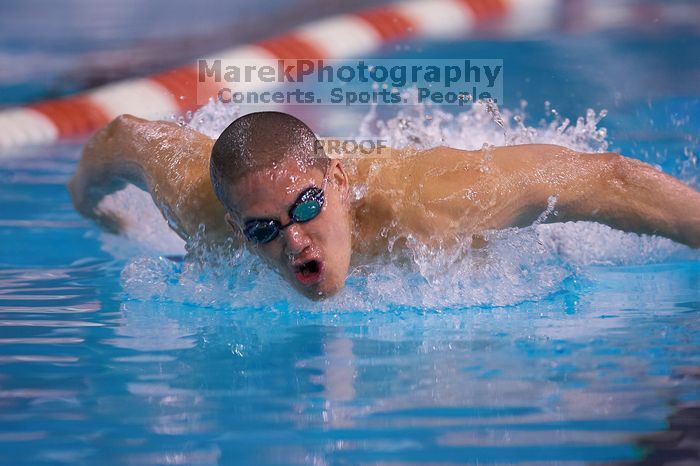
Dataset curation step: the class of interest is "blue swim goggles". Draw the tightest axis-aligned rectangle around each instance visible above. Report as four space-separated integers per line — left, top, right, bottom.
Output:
243 185 325 244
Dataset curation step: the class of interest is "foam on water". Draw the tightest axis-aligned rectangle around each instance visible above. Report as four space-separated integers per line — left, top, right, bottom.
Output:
110 94 698 311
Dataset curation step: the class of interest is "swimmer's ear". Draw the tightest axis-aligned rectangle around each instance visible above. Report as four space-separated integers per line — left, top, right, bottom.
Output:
329 159 349 197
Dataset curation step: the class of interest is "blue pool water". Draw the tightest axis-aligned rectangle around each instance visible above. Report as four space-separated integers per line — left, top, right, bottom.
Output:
2 1 700 464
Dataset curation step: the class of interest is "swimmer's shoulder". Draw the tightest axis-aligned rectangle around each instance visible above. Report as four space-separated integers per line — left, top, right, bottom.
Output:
343 144 402 184
413 144 586 172
346 143 541 186
404 146 483 176
348 145 476 186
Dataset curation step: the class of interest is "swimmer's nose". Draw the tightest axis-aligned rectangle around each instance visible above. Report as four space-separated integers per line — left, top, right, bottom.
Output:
282 224 312 256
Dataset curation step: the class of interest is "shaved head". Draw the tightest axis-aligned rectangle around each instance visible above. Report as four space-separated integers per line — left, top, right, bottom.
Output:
210 111 328 208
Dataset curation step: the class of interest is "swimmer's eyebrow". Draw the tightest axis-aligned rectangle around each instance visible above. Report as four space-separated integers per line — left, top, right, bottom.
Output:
242 183 317 223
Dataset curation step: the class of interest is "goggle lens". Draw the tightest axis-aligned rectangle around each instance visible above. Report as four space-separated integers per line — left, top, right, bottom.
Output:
245 220 279 244
243 187 325 245
291 200 321 222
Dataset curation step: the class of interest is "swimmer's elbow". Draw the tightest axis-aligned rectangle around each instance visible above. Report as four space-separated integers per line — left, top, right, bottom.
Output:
102 114 146 140
111 113 144 128
581 152 643 207
601 152 671 196
82 114 140 155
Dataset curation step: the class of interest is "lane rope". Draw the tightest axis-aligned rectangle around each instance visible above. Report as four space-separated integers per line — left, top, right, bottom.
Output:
0 0 570 152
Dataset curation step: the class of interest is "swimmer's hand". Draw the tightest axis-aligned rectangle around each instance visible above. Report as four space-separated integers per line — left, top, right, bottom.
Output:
68 173 127 234
68 114 231 243
68 126 132 233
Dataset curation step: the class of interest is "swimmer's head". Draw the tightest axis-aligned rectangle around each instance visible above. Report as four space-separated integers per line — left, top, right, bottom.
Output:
210 111 353 299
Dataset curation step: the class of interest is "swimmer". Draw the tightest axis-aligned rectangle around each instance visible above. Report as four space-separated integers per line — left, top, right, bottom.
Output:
68 112 700 299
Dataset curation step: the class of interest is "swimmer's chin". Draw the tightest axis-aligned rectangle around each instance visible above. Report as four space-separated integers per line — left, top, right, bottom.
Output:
291 277 344 301
296 283 343 301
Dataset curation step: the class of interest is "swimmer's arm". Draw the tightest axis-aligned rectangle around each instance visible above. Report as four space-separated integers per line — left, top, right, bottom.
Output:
68 114 229 242
494 145 700 248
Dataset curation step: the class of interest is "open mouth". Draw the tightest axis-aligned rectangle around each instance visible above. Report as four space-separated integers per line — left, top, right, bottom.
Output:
293 259 324 286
